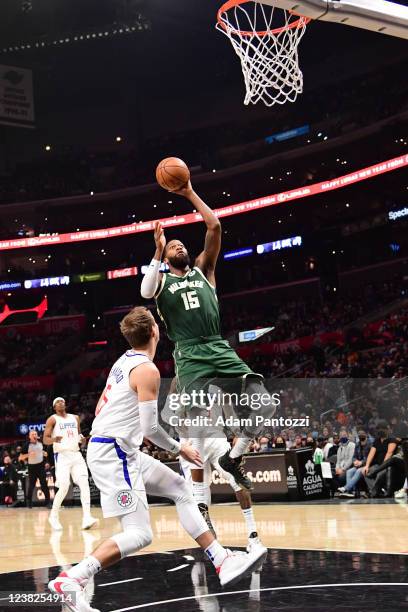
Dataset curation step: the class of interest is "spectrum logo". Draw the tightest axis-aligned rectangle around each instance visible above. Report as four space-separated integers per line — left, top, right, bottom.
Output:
389 207 408 221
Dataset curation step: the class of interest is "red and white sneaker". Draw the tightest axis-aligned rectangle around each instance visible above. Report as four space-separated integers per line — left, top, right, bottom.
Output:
217 547 266 587
48 573 99 612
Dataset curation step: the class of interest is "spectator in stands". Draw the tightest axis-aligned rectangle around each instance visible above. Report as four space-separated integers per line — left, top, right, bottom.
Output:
328 433 339 459
8 447 21 469
333 428 355 489
273 436 287 450
338 429 372 498
258 436 272 452
0 455 18 505
305 436 315 449
395 423 408 499
322 436 334 460
313 439 324 464
362 422 400 497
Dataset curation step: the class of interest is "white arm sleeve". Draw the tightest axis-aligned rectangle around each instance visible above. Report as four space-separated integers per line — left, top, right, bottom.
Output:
140 259 161 298
139 400 181 454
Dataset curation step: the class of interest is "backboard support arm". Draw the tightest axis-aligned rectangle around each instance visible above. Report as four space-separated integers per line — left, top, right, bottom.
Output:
261 0 408 39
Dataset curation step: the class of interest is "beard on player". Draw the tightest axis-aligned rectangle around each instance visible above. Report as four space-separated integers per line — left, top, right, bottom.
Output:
167 250 190 270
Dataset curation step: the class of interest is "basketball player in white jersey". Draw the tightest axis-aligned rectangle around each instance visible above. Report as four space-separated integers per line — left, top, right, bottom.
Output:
48 307 265 612
43 399 98 531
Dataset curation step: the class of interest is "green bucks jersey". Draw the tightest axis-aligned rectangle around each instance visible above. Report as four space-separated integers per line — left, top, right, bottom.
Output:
155 266 220 342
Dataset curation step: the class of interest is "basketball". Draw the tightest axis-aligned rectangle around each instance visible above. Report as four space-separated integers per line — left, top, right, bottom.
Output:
156 157 190 191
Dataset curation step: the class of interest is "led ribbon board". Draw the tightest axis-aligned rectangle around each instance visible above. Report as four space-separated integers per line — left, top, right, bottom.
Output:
0 154 406 252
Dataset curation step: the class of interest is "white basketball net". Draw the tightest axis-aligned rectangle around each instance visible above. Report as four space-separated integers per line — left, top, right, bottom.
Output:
216 0 309 107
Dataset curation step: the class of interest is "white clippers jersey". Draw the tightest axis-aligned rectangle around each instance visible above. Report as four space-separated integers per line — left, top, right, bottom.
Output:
52 413 80 453
90 350 150 451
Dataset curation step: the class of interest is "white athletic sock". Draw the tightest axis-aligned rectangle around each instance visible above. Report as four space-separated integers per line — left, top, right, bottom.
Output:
242 507 257 537
66 555 101 581
230 437 251 459
192 480 207 506
204 540 228 568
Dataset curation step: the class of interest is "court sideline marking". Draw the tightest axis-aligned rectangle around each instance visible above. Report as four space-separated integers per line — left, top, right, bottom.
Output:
100 577 143 587
109 582 408 611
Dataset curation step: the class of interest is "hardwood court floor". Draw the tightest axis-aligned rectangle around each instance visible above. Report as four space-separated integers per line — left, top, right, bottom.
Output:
1 500 407 574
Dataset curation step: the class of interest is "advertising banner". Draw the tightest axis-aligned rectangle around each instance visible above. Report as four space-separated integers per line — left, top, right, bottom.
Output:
0 154 406 251
107 267 138 279
0 375 55 392
0 314 85 338
16 420 47 436
265 124 309 144
163 451 328 503
0 64 35 128
73 272 105 283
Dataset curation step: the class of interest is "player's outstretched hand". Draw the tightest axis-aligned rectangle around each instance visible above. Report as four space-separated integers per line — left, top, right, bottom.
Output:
171 179 193 198
153 220 166 253
180 441 203 467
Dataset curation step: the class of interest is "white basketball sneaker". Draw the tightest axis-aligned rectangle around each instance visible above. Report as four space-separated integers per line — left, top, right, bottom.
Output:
246 533 268 556
394 488 407 499
217 548 266 586
81 516 99 530
48 573 100 612
48 512 63 531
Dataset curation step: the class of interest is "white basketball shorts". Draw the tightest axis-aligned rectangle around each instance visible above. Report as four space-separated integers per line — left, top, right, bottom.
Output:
86 436 149 518
54 450 88 488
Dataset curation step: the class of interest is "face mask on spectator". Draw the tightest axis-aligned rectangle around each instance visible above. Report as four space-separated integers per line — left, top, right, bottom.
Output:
377 429 387 439
340 436 348 444
275 442 286 449
359 435 367 442
260 443 269 450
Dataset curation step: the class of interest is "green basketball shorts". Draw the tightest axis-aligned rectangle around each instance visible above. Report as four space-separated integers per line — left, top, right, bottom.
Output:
173 335 260 394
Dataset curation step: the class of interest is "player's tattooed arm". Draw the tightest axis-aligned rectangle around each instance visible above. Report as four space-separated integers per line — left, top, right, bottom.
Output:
173 180 221 285
43 415 62 445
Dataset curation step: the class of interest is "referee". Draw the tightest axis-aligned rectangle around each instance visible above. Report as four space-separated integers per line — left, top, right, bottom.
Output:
19 430 51 508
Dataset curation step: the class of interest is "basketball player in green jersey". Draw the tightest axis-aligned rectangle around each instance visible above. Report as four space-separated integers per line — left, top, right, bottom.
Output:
141 180 275 508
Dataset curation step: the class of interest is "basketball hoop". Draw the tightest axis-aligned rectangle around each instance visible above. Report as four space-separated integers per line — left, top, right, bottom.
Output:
216 0 310 107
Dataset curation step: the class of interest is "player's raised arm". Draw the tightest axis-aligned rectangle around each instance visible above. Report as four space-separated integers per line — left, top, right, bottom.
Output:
131 361 202 466
173 180 221 283
140 221 165 298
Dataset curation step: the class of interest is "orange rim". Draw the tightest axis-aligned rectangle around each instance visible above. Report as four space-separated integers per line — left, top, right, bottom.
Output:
217 0 311 37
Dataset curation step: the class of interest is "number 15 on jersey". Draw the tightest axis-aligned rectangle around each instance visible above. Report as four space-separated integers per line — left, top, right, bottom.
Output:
181 290 200 311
